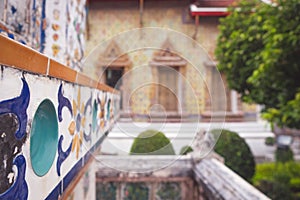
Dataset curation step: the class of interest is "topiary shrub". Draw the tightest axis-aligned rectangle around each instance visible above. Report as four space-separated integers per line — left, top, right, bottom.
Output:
210 129 255 182
253 162 300 200
257 179 293 200
275 147 294 163
290 178 300 193
265 137 275 146
179 145 193 155
130 130 175 155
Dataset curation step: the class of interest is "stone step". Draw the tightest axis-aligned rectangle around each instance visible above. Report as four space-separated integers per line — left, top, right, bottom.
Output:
111 122 271 134
114 123 270 129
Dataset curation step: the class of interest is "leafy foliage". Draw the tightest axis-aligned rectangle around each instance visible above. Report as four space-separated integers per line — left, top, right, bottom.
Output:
179 145 193 155
216 0 300 128
156 183 181 200
253 162 300 200
123 183 149 200
264 137 275 146
275 147 294 163
96 182 117 200
263 93 300 129
130 130 175 155
211 129 255 182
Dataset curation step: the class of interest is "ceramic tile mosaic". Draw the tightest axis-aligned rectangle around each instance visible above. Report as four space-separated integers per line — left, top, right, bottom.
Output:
0 1 4 22
0 37 119 199
1 0 86 71
6 0 30 37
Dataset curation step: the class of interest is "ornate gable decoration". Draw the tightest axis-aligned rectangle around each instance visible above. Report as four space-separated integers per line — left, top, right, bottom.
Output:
150 39 187 67
98 40 131 67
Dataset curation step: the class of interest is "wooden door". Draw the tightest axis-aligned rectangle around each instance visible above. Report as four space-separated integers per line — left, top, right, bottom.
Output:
158 67 178 111
210 67 229 111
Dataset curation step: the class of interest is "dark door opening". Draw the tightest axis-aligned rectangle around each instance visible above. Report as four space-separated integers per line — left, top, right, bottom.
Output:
105 68 123 89
105 68 124 109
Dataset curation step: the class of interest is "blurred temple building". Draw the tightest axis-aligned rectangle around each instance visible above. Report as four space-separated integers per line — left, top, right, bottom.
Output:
0 0 271 199
85 0 257 122
0 0 258 122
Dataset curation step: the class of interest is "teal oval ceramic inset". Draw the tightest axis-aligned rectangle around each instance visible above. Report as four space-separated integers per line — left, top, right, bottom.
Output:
30 99 58 177
92 100 98 132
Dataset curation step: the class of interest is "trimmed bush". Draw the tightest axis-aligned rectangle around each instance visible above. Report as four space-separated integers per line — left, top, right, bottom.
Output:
253 162 300 183
253 162 300 200
210 129 255 182
265 137 275 146
290 178 300 193
257 179 293 200
130 130 175 155
179 145 193 155
275 147 294 163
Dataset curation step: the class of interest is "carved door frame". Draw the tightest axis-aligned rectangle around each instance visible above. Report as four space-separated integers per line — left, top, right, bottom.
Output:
96 40 132 112
149 39 187 113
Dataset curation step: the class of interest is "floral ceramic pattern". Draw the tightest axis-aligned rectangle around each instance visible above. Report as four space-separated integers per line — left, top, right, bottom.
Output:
0 155 28 200
98 92 107 131
0 77 29 199
56 83 73 176
42 0 66 63
6 0 29 37
57 84 73 122
30 0 43 50
1 0 86 70
83 94 92 143
56 135 72 176
69 88 85 159
65 0 86 71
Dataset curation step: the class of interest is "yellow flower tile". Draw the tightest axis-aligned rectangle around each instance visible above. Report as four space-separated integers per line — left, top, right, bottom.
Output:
68 121 76 135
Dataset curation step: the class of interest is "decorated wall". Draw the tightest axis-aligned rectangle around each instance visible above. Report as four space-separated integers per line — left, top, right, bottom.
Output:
0 0 86 71
86 1 218 116
0 36 119 199
86 1 257 117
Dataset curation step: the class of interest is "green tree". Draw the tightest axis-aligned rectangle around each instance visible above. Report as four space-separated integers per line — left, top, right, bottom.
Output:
216 0 300 128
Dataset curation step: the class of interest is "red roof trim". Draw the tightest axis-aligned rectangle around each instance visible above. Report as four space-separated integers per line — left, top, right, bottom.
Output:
190 5 230 16
191 11 229 17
